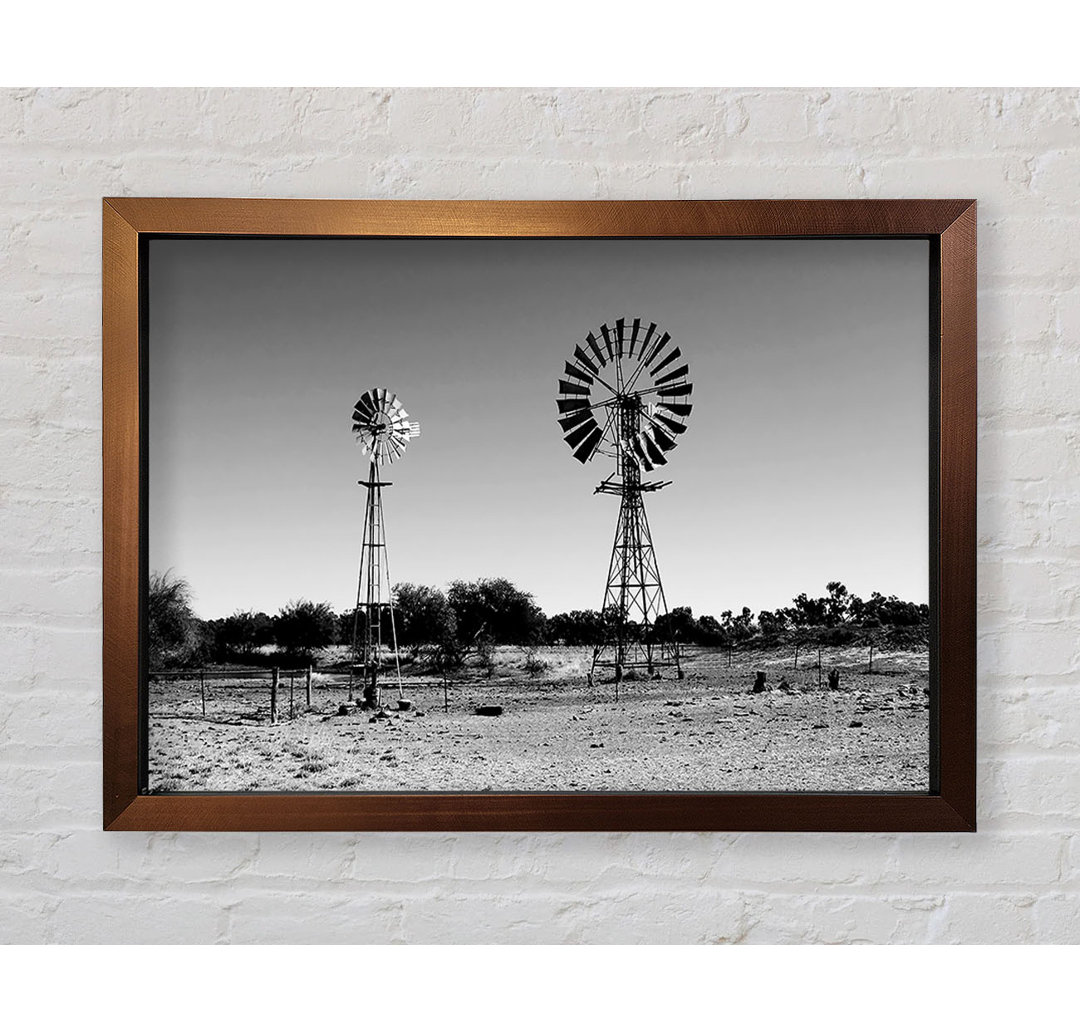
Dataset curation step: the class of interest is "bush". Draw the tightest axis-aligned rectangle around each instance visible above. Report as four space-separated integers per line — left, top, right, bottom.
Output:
148 571 206 668
273 600 338 661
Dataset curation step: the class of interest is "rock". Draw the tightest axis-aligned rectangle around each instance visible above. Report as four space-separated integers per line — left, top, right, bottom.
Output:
778 678 791 691
396 698 412 711
812 722 828 729
337 704 350 716
475 705 503 717
849 720 863 728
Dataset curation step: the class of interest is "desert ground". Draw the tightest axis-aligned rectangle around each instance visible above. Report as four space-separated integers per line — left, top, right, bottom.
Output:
147 644 930 793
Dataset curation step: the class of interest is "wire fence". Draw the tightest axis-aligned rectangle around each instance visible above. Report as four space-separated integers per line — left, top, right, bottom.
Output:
148 665 326 723
684 640 929 689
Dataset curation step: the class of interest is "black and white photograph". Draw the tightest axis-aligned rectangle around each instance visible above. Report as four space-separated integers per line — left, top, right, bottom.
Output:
146 235 931 794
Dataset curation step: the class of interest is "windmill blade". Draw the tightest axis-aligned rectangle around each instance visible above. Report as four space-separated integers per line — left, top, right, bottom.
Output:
615 318 626 358
572 425 604 463
352 388 419 465
599 323 615 360
558 379 591 396
647 424 677 453
654 412 688 435
558 397 590 413
654 363 689 386
650 346 682 376
642 433 668 466
630 436 654 472
639 322 658 356
586 332 606 367
564 421 597 450
628 318 642 357
573 344 599 376
559 409 593 432
656 382 693 398
563 361 594 386
657 400 693 418
642 330 670 368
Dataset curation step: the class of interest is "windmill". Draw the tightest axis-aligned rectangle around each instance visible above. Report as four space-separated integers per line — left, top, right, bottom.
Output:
556 318 692 692
350 388 421 708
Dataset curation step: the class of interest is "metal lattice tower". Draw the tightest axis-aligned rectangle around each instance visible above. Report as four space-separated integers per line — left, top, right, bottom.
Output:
349 389 420 708
555 319 692 693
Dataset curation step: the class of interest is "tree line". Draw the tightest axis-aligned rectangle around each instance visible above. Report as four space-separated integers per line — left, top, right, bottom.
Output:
149 571 928 669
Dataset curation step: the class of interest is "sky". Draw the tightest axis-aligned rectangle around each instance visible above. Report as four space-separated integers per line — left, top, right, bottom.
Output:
148 236 929 621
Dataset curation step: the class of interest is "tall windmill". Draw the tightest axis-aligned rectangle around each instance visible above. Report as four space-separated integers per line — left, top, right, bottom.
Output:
350 389 420 708
556 319 692 690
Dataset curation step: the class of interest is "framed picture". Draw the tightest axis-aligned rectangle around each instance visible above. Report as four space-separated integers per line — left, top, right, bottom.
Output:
103 198 975 831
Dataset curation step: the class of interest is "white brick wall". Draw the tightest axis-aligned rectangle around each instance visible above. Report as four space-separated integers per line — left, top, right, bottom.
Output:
1 87 1077 944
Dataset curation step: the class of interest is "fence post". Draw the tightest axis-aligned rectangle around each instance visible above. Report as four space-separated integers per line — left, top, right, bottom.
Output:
817 644 822 689
306 666 312 708
271 667 279 724
200 669 206 717
289 672 295 720
868 643 874 675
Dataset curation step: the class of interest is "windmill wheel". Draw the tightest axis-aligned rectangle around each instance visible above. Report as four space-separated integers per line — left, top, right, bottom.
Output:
556 318 692 471
352 388 421 464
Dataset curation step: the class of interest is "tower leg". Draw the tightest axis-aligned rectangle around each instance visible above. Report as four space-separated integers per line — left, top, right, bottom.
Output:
592 473 680 691
353 459 402 711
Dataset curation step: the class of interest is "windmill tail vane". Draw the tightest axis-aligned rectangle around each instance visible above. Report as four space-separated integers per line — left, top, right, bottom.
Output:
349 388 419 709
555 318 693 695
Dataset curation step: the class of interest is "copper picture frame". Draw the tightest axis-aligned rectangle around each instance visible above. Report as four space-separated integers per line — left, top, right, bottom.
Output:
103 198 975 831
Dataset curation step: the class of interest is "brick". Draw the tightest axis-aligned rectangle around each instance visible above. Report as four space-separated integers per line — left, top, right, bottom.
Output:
387 89 477 150
977 558 1077 622
933 893 1038 943
226 891 407 944
983 757 1080 826
726 834 895 887
979 290 1056 347
401 888 747 944
889 833 1062 888
0 893 58 943
0 354 100 428
0 426 100 500
740 891 944 944
738 90 817 143
51 891 230 944
1032 893 1080 943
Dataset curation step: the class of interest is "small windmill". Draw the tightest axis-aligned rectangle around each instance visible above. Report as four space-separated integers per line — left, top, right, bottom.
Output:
350 389 420 708
556 319 692 691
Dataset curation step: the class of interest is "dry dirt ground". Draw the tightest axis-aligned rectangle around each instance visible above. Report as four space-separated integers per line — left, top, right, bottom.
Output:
147 644 930 793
